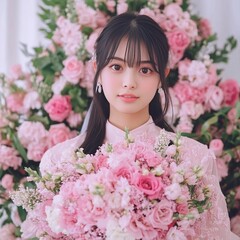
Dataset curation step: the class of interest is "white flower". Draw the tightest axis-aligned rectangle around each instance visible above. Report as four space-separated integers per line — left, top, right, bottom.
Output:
164 183 182 200
106 217 135 240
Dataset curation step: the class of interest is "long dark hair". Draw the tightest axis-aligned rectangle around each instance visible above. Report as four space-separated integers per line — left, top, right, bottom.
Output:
81 12 173 154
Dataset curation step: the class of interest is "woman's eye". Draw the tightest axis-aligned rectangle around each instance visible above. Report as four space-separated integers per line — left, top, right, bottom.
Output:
140 67 152 74
111 64 121 71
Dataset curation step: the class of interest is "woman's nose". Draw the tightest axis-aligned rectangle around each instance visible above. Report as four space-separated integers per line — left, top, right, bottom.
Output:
122 69 137 89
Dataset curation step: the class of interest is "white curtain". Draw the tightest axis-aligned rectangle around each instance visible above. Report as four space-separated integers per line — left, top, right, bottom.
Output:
0 0 239 81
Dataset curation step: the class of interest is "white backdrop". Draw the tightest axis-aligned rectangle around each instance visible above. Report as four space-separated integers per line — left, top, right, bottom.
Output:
0 0 240 82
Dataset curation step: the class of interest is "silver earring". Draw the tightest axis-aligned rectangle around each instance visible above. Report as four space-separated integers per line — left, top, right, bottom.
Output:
96 82 102 93
158 88 162 94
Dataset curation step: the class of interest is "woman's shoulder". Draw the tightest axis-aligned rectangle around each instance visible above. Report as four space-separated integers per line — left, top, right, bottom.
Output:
39 133 86 176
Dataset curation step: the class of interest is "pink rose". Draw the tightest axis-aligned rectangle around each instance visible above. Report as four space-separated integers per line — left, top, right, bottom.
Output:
209 139 224 157
198 18 212 39
230 215 240 236
1 174 14 190
114 165 135 184
44 95 72 122
149 199 174 230
219 79 239 106
48 123 72 147
205 85 224 111
134 174 163 199
167 29 190 52
62 56 85 84
176 203 189 215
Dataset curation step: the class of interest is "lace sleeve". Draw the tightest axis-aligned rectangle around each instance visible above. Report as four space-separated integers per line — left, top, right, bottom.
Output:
193 149 240 240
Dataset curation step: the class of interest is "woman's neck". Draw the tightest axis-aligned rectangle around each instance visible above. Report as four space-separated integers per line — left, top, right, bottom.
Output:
108 113 150 131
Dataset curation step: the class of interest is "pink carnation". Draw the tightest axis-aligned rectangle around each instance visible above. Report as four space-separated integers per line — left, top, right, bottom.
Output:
198 18 212 39
17 121 48 148
219 79 239 106
44 95 72 122
0 145 22 170
48 123 73 147
6 93 25 113
27 141 49 162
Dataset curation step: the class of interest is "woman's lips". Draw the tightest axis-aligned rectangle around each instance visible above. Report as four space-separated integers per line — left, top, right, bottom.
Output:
118 94 139 103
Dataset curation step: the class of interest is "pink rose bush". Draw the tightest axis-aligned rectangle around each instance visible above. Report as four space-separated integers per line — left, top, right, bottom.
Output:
0 0 239 237
12 131 212 239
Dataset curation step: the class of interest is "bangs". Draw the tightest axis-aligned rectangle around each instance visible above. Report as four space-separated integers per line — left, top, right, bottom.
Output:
102 31 158 71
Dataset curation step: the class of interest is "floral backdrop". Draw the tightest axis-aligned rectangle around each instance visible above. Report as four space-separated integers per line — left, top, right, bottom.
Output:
0 0 239 238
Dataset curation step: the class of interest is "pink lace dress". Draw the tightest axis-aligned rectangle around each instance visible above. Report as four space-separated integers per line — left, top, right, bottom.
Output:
40 118 239 240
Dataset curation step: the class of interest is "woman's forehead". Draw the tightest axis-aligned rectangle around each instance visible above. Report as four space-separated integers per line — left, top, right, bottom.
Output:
114 38 150 62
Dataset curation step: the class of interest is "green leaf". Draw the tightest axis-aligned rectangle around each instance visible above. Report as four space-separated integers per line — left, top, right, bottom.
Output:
10 131 28 163
236 101 240 120
201 115 219 133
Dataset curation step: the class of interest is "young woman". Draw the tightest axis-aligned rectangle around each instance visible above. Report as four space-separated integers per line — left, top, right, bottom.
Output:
40 13 239 239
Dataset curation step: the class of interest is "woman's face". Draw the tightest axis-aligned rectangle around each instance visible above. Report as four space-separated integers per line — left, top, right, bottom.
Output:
99 38 161 125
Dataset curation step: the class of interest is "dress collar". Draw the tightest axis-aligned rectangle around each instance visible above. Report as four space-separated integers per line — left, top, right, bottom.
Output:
105 117 158 143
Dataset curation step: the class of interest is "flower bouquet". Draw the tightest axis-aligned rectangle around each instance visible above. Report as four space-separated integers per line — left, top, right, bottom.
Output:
12 130 212 239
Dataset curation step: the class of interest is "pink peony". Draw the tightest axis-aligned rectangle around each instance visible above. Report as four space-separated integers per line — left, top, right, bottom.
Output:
219 79 239 106
44 95 72 122
62 56 85 84
48 123 73 147
167 29 190 52
209 139 224 157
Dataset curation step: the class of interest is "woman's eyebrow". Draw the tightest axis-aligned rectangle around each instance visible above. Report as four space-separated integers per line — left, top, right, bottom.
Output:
110 56 152 64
